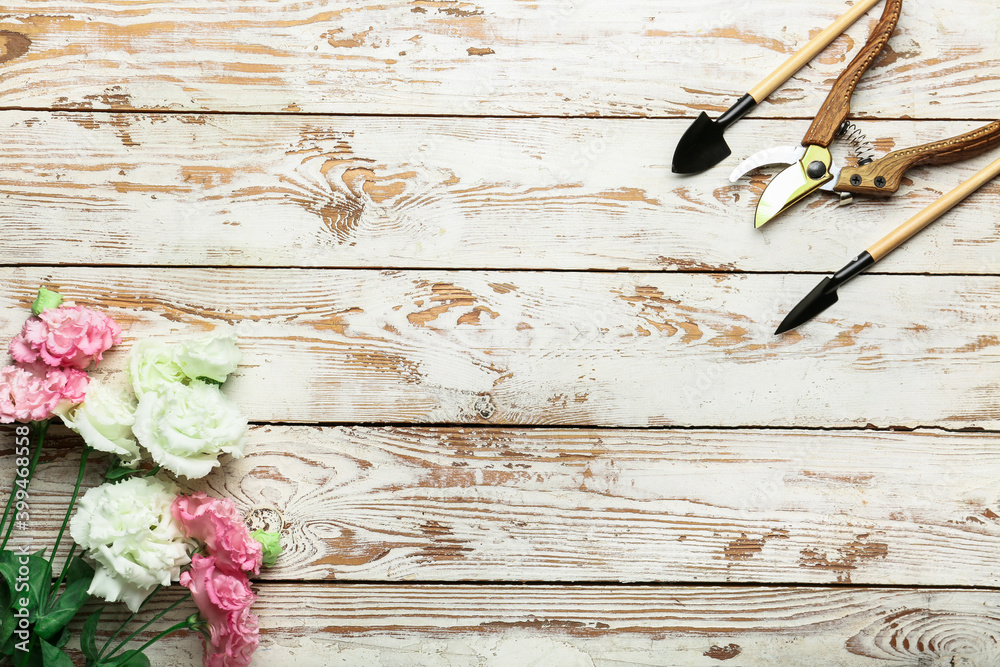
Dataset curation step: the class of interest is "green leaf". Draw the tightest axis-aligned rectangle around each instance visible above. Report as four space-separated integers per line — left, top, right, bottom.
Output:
37 635 73 667
80 606 104 663
26 555 53 618
12 634 42 667
0 552 19 602
62 555 94 587
35 577 92 640
0 553 51 619
110 650 151 667
105 466 141 481
0 564 12 648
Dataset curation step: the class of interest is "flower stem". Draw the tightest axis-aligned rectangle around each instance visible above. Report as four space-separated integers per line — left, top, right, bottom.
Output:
0 466 18 544
112 619 194 664
43 445 90 612
46 544 76 611
97 583 161 660
0 420 49 550
100 591 191 661
49 444 89 564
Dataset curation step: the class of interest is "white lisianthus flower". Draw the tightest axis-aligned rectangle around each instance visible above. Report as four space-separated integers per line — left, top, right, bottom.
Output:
70 477 191 612
57 379 140 466
129 339 185 398
133 381 248 479
174 332 242 384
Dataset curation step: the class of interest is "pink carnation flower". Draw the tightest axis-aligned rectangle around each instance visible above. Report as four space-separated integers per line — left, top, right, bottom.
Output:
181 555 259 667
172 493 263 575
206 607 259 667
0 362 89 423
10 305 122 370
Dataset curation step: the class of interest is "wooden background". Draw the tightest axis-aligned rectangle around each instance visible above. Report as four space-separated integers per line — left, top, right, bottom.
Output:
1 0 999 664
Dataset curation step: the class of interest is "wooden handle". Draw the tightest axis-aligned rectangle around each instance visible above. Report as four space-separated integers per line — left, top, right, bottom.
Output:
866 154 1000 261
748 0 882 103
835 120 1000 196
801 0 902 147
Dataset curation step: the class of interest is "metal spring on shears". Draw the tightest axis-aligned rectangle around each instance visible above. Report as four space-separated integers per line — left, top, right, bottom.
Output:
838 121 875 165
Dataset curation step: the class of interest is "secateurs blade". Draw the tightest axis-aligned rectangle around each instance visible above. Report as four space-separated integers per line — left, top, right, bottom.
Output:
728 0 935 228
730 119 1000 228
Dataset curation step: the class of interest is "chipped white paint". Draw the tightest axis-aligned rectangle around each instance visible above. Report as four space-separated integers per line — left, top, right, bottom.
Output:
2 0 998 661
0 114 999 272
1 268 996 428
81 586 1000 666
0 1 997 117
12 426 1000 586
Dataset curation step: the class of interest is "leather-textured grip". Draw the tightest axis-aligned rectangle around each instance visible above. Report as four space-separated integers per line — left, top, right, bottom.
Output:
802 0 903 148
835 120 1000 196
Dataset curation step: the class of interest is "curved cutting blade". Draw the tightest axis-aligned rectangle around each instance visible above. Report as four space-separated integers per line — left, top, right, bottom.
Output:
754 145 834 228
729 145 805 182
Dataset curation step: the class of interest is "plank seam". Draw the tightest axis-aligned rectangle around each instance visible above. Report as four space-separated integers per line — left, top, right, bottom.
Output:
0 107 992 123
243 421 992 434
0 265 997 278
244 580 1000 591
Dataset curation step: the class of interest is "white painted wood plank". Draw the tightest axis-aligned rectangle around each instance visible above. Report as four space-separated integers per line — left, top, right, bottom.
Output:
9 426 1000 586
1 268 996 428
0 1 996 117
72 585 1000 666
0 113 998 272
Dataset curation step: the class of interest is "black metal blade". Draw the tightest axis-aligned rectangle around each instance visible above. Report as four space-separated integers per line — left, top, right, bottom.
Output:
671 112 731 174
775 278 839 334
671 94 757 175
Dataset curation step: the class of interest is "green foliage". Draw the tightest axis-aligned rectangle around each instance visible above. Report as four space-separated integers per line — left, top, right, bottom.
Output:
80 607 104 664
37 635 73 667
104 465 143 482
0 566 12 651
105 650 152 667
0 549 95 665
0 551 52 626
35 578 91 641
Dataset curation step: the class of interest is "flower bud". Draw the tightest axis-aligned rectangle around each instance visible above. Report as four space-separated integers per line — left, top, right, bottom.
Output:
31 286 62 316
250 530 282 567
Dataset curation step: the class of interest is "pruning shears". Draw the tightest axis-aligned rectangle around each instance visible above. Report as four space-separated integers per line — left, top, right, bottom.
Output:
728 0 1000 228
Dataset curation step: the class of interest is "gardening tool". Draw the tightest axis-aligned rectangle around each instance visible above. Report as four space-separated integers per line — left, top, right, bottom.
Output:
671 0 883 174
775 153 1000 334
731 119 1000 228
728 0 910 227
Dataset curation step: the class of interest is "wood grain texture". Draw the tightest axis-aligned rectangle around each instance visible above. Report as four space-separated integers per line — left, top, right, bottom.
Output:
868 155 1000 262
0 1 996 117
69 584 1000 666
747 0 881 103
1 0 997 663
7 426 1000 586
1 113 1000 272
2 268 998 428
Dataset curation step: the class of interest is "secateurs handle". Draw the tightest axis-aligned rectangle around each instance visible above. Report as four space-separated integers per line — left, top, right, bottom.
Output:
835 120 1000 196
801 0 903 148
